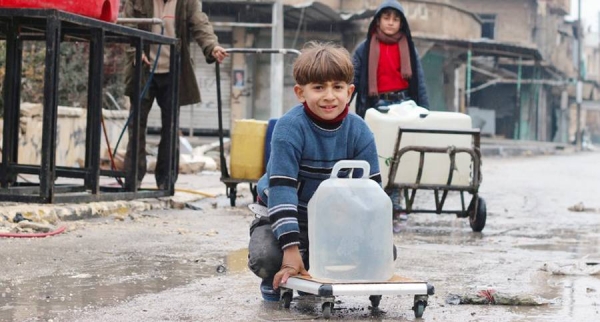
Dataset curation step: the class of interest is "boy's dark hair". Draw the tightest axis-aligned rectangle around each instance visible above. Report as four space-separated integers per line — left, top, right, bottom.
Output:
379 7 401 19
293 42 354 85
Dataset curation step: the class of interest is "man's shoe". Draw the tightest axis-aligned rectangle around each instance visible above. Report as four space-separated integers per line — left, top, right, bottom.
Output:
260 278 280 302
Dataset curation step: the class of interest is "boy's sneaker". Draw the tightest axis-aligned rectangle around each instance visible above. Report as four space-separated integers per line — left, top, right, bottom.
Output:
260 278 280 302
393 210 408 221
393 211 408 233
393 219 404 233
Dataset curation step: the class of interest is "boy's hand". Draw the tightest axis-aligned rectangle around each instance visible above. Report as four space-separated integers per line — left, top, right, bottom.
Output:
272 245 311 289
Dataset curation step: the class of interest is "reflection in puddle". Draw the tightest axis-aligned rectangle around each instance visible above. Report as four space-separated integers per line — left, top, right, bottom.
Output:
1 250 250 322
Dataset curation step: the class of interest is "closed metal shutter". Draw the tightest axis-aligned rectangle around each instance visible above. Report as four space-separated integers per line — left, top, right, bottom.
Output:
148 41 232 135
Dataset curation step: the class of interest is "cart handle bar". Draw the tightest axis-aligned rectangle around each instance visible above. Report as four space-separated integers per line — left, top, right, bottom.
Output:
224 48 301 56
117 18 164 27
398 127 481 135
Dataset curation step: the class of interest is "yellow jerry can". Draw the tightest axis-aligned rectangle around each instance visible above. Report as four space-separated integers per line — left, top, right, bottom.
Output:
230 119 268 180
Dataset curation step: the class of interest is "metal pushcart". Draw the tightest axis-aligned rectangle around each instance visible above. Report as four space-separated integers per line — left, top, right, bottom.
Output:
280 275 435 319
386 127 486 232
215 48 301 206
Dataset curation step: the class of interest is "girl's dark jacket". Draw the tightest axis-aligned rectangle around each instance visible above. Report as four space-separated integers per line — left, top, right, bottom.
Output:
123 0 220 106
352 0 429 118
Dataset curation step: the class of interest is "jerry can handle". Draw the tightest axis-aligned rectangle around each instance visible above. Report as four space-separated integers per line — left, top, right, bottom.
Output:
330 160 370 179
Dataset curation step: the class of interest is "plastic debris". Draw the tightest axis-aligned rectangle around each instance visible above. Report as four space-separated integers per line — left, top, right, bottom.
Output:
185 202 204 211
568 202 599 213
216 265 227 273
446 289 552 306
12 213 30 223
541 261 600 276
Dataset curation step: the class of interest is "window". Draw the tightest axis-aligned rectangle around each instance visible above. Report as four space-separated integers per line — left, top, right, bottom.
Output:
478 14 496 39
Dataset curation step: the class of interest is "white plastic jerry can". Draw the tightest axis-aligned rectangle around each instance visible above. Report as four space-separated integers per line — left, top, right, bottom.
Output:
308 160 394 282
365 101 473 187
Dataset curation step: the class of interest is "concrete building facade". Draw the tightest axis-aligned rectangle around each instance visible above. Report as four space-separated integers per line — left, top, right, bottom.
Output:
582 29 600 143
161 0 597 146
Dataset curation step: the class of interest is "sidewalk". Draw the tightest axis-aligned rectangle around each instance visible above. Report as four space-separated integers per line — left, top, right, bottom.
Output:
480 137 575 157
0 171 239 234
0 135 242 233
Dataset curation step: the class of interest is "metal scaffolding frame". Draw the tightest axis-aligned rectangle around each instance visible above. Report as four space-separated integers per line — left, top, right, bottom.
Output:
0 8 180 203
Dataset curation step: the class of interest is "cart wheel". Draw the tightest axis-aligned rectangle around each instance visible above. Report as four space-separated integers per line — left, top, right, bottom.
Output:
250 184 258 202
228 186 237 207
369 295 381 308
469 197 487 232
322 302 333 319
282 291 292 309
412 300 427 319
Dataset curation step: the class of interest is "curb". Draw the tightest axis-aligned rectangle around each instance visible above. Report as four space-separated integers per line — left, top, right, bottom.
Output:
0 193 209 230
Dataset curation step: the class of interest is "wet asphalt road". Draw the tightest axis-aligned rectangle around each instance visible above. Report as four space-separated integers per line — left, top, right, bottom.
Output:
1 151 599 321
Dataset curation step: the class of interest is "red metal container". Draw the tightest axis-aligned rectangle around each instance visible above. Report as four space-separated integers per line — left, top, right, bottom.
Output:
0 0 120 22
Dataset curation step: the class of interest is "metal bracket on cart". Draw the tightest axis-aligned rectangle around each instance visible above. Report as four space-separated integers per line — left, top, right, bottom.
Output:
386 127 487 232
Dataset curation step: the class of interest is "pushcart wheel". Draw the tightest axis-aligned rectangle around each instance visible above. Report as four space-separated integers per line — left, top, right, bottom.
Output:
282 291 292 309
322 302 332 319
250 184 258 202
228 186 237 207
469 197 487 232
369 295 381 308
413 300 426 318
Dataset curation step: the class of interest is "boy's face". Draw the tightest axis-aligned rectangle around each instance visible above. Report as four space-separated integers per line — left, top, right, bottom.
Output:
294 81 355 121
378 10 402 36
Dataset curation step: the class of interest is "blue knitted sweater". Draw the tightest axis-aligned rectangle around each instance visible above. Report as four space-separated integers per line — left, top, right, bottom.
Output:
257 105 382 250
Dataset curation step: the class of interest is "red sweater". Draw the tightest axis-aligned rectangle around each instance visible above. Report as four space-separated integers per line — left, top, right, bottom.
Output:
377 42 409 94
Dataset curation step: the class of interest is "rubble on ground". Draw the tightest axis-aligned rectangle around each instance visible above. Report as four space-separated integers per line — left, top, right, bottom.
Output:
568 202 599 213
446 289 553 306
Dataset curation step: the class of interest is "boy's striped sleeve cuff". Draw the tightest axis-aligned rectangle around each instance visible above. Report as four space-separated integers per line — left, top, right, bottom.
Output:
278 232 300 250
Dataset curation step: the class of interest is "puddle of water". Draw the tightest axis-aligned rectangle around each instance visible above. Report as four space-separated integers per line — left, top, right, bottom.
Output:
0 255 222 322
226 248 249 273
397 225 485 246
516 242 599 255
0 249 252 322
511 275 600 320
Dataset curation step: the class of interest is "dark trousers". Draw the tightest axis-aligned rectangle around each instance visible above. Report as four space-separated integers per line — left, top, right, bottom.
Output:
125 73 179 189
247 216 397 280
247 216 310 280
